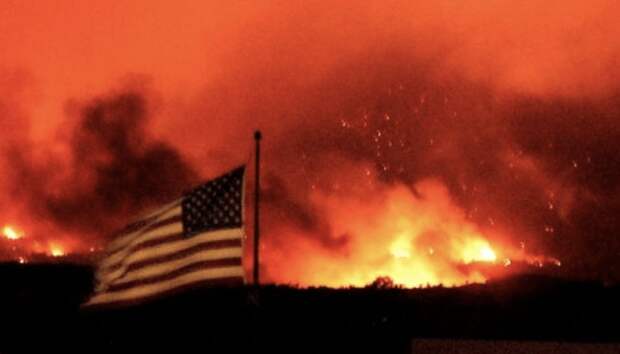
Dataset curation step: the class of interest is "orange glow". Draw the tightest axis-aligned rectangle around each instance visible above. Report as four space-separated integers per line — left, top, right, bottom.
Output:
3 1 598 283
49 245 65 257
0 221 87 260
2 226 24 240
460 240 497 264
263 168 544 288
389 235 412 259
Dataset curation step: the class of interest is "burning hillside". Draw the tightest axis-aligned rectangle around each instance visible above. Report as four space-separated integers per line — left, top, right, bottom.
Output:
1 1 619 286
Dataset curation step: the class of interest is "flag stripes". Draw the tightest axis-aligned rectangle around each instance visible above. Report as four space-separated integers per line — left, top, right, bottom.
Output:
98 229 243 284
100 239 242 286
108 239 242 278
107 202 182 253
85 166 246 306
87 270 244 305
100 222 184 269
107 257 242 292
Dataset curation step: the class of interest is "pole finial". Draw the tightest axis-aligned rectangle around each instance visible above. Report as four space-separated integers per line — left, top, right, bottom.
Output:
254 130 262 140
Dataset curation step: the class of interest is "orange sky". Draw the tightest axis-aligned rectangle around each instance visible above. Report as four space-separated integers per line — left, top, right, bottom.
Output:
2 1 620 283
2 1 620 142
1 1 260 139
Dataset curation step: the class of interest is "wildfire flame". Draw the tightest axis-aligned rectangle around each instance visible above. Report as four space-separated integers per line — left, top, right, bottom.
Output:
264 172 561 288
2 225 24 240
460 240 497 264
0 171 557 286
0 222 89 263
49 245 65 257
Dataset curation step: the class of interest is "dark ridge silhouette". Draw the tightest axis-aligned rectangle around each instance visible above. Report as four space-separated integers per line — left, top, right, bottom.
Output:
0 262 617 353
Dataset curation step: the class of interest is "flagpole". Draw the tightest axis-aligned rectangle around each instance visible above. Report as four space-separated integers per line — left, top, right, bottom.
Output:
253 130 262 285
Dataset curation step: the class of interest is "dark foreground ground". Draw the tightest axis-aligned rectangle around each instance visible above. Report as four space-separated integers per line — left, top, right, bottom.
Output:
0 262 618 353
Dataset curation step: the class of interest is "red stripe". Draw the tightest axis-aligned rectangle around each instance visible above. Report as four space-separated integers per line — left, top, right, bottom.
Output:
111 219 153 239
107 257 243 292
107 214 182 255
108 239 242 277
141 214 182 233
103 232 185 272
110 205 179 239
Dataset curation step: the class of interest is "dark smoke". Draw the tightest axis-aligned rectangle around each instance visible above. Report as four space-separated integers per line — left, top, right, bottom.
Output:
7 89 196 241
234 46 620 283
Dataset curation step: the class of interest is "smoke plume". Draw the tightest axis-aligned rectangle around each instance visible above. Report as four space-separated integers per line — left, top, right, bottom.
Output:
1 1 620 283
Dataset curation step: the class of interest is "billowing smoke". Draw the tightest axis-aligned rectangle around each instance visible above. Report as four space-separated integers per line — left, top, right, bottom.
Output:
1 86 196 254
1 1 620 283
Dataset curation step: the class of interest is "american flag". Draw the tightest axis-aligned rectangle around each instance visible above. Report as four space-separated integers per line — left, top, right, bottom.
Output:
85 166 246 306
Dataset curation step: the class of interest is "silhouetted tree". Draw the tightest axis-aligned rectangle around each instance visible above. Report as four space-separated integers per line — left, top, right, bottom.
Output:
367 276 395 289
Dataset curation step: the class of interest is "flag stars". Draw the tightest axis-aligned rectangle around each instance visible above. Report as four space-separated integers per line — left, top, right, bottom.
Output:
182 166 245 236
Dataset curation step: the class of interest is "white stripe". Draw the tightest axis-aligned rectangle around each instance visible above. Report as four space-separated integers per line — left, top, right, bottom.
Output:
107 204 182 254
100 220 183 270
139 199 181 219
111 247 242 287
86 266 244 305
97 228 243 284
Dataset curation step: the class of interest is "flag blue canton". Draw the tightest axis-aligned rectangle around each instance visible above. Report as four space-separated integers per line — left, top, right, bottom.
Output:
182 166 245 237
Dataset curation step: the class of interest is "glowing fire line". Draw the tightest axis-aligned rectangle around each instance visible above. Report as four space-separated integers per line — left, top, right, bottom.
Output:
49 245 65 257
2 225 24 240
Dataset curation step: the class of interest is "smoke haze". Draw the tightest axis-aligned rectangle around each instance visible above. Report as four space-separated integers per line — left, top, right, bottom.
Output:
1 1 619 283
